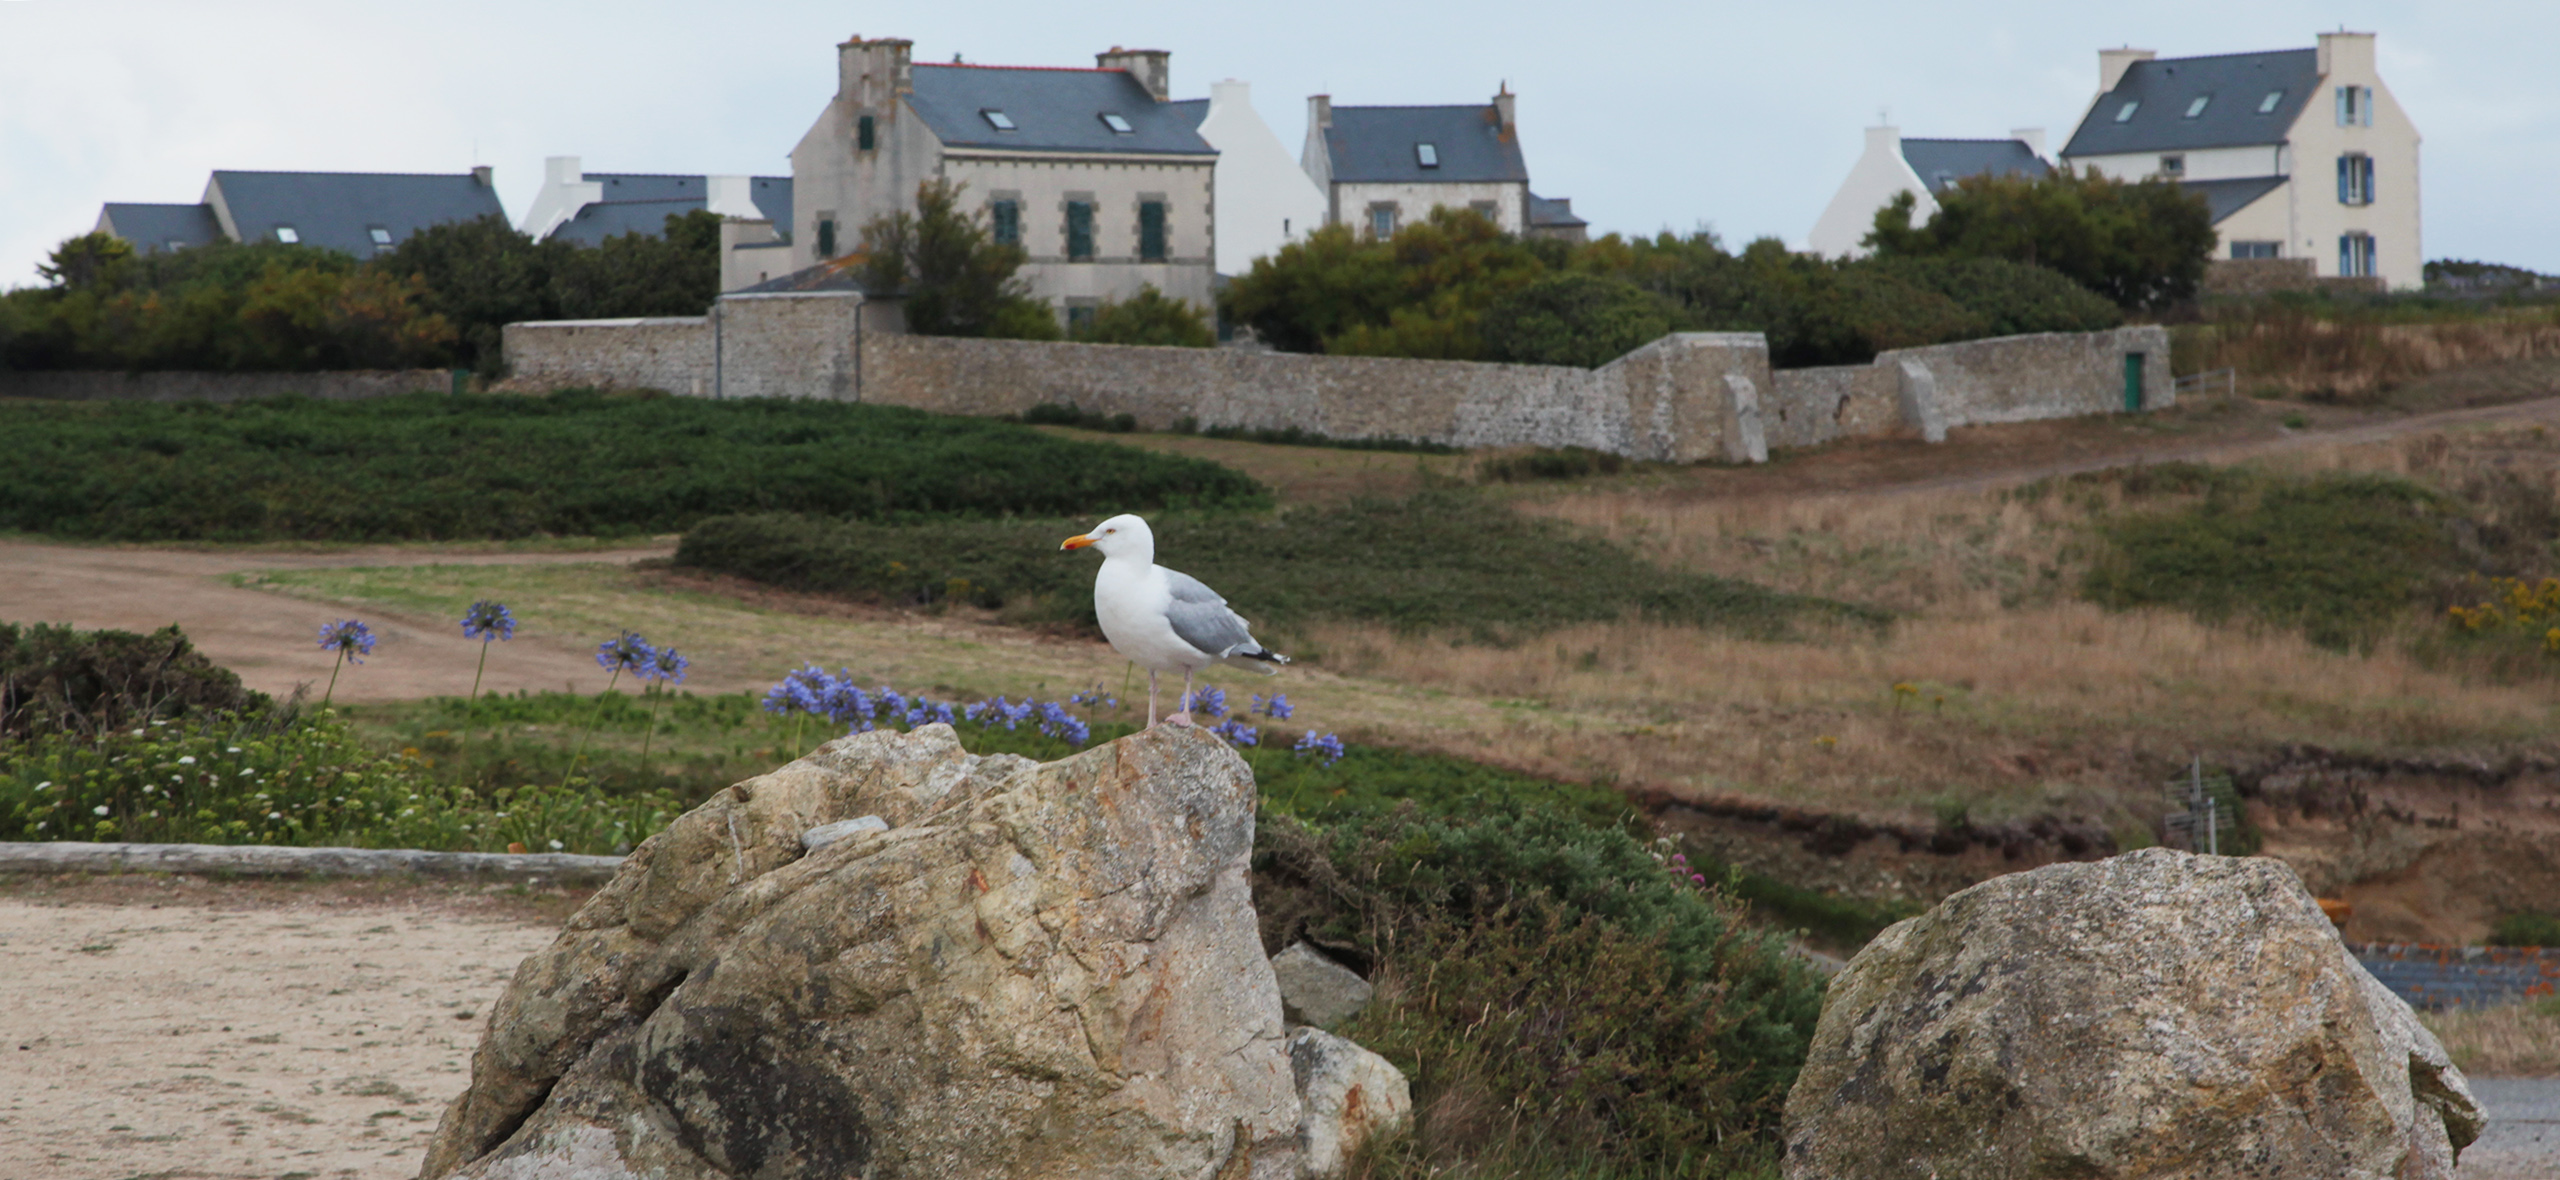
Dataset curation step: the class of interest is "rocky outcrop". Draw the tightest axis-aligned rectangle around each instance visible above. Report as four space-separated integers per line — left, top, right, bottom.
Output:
418 724 1300 1180
1271 942 1373 1031
1782 847 2483 1180
1290 1028 1412 1177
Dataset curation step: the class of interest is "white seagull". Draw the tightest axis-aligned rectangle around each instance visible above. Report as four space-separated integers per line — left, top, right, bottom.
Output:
1060 513 1287 727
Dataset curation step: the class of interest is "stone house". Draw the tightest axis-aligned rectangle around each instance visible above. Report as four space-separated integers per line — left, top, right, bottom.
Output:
94 169 507 257
2059 31 2421 288
1299 87 1582 240
516 157 797 292
788 36 1222 328
1807 126 2050 258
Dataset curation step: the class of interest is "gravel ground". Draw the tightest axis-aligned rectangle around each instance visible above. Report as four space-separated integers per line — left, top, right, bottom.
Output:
2463 1077 2560 1179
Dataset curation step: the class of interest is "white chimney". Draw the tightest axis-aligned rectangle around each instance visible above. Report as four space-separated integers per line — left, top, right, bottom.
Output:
706 176 760 220
2010 127 2047 161
2099 47 2156 94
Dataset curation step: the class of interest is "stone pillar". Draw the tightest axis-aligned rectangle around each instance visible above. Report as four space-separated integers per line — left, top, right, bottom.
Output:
1897 359 1946 443
1722 373 1768 464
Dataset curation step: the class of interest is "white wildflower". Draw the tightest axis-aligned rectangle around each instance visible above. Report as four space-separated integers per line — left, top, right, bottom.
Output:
176 755 196 765
92 805 110 816
548 840 564 851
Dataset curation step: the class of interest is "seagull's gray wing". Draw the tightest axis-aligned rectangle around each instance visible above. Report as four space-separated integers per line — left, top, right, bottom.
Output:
1160 569 1257 658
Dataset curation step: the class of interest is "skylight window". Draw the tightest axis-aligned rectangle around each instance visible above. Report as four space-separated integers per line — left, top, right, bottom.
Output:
2258 90 2285 114
1416 142 1439 168
274 226 299 244
2184 94 2211 118
2114 100 2139 123
1099 112 1134 134
368 227 393 246
982 109 1016 131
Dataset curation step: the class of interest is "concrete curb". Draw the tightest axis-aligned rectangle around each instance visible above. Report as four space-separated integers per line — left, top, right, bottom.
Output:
0 841 624 884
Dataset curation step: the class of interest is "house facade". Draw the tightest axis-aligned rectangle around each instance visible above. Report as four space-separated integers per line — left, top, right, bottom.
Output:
2059 31 2419 287
1807 126 2050 258
1301 88 1579 240
95 169 506 257
789 37 1218 324
1169 80 1327 275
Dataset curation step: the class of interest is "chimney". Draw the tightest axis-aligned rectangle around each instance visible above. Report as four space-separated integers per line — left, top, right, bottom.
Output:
706 176 760 220
1096 47 1171 101
543 155 583 186
1492 82 1516 136
471 165 493 188
1866 123 1903 158
1309 93 1332 131
838 35 914 103
2318 30 2376 78
2010 126 2047 161
2099 47 2156 94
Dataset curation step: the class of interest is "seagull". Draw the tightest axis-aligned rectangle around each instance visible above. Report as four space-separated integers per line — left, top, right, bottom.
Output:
1060 513 1287 728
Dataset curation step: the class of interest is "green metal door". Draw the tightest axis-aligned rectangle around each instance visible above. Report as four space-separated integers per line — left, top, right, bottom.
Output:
2123 352 2145 412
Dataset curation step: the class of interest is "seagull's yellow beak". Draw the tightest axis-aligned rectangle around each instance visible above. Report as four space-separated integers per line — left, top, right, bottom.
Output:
1060 533 1097 551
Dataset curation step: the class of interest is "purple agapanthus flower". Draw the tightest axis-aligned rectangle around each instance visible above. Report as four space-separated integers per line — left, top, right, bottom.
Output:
1292 730 1345 765
1183 686 1227 718
596 631 654 674
1037 700 1091 746
1250 693 1293 720
638 645 688 684
317 619 376 663
459 600 516 642
1069 684 1118 710
764 664 832 715
1210 719 1259 747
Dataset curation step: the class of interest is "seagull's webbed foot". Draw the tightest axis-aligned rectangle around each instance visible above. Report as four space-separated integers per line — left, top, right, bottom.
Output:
1164 711 1196 728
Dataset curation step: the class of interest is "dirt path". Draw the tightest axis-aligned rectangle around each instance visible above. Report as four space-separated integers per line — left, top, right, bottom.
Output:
0 542 677 704
0 875 577 1180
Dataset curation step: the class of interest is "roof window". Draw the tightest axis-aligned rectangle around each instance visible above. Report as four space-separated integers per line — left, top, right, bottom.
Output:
1099 112 1134 134
274 226 299 244
982 109 1016 131
2258 89 2286 114
368 227 393 246
2184 94 2211 118
1416 143 1439 168
2114 100 2139 123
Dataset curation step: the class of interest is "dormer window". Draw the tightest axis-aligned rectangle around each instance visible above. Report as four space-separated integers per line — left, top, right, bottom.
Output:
2114 100 2139 123
2159 154 2186 178
368 227 393 246
982 109 1016 131
1099 112 1134 134
273 226 299 244
2184 94 2211 118
2258 89 2286 114
1416 143 1439 168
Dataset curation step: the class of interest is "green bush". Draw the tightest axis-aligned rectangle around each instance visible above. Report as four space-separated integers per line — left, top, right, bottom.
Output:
857 179 1059 341
1870 255 2123 337
1475 446 1632 483
0 390 1269 541
1478 272 1673 367
1866 170 2218 312
1255 805 1824 1173
1 622 266 741
2491 911 2560 948
674 492 1884 639
1073 285 1215 347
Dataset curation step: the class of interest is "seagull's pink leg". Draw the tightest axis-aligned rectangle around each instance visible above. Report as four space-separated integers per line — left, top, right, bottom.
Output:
1167 668 1196 727
1146 669 1159 729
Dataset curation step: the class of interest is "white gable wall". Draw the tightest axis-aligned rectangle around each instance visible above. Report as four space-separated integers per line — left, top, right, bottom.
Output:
2069 144 2288 184
1808 125 1934 259
1195 80 1325 274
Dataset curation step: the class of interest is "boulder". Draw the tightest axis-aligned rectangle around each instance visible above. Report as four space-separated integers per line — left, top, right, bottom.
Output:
1782 847 2484 1180
1290 1028 1412 1177
419 724 1301 1180
1270 942 1373 1030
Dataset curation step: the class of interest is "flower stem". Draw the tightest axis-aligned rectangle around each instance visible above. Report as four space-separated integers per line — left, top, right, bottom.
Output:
639 685 666 769
321 650 345 711
563 668 620 788
462 638 490 763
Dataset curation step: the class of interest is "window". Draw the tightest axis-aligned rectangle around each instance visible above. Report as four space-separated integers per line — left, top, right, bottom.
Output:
2113 100 2139 122
2335 86 2373 127
1138 200 1167 262
1066 200 1095 261
2184 94 2211 118
2258 89 2286 114
816 217 837 259
982 109 1016 131
2337 153 2375 206
368 227 393 246
165 239 186 252
1932 170 1956 191
273 226 299 244
1066 302 1098 335
1099 112 1134 134
2229 241 2281 259
1368 203 1398 239
2158 154 2185 178
1415 142 1439 167
858 114 875 151
1468 200 1498 222
991 199 1021 246
2339 233 2377 278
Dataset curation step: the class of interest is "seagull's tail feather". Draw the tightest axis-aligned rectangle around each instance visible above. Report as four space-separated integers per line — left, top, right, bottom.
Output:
1221 646 1289 675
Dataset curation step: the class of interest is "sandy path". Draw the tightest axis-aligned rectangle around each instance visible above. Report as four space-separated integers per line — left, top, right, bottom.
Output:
0 542 674 704
0 879 568 1180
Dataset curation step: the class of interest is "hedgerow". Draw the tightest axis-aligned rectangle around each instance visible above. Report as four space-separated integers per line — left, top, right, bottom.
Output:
0 390 1269 541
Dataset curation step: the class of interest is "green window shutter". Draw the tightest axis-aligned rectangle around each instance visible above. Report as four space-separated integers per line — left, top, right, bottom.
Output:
1139 201 1166 262
817 218 837 259
1067 202 1094 261
857 115 875 152
992 200 1020 246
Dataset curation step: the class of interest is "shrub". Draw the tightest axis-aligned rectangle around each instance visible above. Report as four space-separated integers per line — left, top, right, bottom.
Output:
856 179 1059 340
1870 255 2123 337
1479 272 1673 367
1866 169 2218 311
0 622 266 741
2491 911 2560 948
1072 285 1215 347
0 391 1269 541
1475 446 1631 483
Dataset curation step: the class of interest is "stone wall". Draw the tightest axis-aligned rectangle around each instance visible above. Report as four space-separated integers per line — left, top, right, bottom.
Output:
1766 363 1898 450
1881 325 2173 428
501 316 712 395
0 368 460 403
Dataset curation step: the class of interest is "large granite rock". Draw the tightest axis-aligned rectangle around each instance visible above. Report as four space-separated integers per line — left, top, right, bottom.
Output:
1783 847 2483 1180
419 724 1300 1180
1290 1028 1412 1176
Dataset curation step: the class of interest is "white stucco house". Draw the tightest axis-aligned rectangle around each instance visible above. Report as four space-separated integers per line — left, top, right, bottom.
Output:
1807 126 2051 258
789 37 1222 327
1166 80 1325 276
2059 31 2420 287
1300 87 1584 241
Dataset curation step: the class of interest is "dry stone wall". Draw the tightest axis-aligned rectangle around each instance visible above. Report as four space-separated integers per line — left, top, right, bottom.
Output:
0 368 459 402
501 316 713 396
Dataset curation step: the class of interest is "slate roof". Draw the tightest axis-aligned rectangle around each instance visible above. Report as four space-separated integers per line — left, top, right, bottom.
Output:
1899 138 2050 192
727 260 872 296
906 64 1215 156
2179 175 2289 223
2061 48 2321 158
1322 104 1527 184
211 170 507 256
1527 193 1585 229
545 175 793 246
99 202 223 252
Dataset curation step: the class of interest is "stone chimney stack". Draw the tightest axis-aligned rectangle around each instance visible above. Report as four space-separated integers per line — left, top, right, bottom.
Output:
1309 93 1332 132
2010 126 2047 161
1493 82 1516 137
839 35 914 105
2318 30 2376 78
1096 46 1171 101
2099 47 2156 93
471 165 493 188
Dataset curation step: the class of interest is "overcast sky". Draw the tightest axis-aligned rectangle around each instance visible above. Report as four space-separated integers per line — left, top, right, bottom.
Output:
5 0 2555 289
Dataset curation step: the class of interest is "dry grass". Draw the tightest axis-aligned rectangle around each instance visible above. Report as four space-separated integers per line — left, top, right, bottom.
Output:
2422 998 2560 1077
2181 311 2560 402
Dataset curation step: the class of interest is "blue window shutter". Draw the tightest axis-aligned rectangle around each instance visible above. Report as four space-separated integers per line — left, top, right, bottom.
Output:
2339 236 2351 276
2362 156 2376 204
2337 156 2350 203
2335 87 2348 126
2362 88 2375 126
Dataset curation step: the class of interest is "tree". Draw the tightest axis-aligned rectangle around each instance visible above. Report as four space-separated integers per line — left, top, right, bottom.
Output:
372 215 567 374
1218 206 1546 359
549 210 724 321
1074 285 1214 347
36 232 133 290
1864 169 2217 311
1479 272 1672 367
856 179 1058 339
